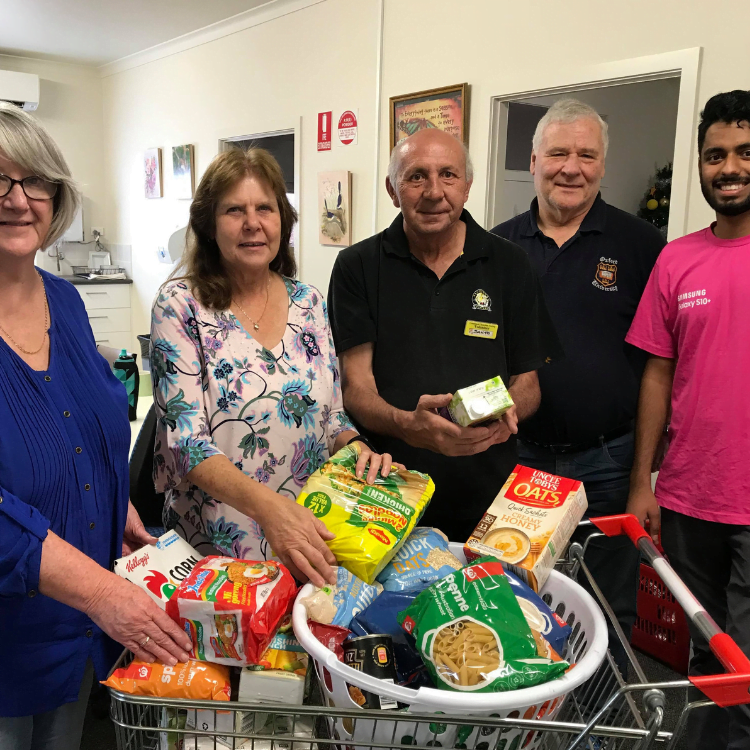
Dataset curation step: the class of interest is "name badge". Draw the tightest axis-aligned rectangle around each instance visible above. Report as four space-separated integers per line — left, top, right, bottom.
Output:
464 320 498 340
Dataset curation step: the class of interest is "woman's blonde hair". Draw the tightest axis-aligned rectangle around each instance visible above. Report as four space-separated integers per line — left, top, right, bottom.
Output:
173 147 298 310
0 102 80 249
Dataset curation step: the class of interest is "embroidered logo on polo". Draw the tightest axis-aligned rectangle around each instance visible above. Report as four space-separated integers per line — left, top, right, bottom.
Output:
593 257 618 292
472 289 492 311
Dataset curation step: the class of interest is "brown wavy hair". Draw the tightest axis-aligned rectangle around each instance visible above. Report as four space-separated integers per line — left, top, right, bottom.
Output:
172 147 298 310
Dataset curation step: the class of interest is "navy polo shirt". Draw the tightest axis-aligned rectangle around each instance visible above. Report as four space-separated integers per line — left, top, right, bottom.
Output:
328 209 561 539
492 195 665 445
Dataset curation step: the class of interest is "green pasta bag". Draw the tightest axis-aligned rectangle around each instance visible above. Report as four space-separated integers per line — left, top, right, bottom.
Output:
398 556 569 692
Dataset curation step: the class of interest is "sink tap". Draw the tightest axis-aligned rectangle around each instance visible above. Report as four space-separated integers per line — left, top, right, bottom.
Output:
48 242 64 273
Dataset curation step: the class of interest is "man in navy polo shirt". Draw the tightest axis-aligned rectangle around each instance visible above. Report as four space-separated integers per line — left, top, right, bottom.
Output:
492 99 666 673
328 129 561 542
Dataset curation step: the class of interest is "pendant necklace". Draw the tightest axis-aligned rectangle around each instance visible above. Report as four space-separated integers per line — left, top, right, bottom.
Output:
234 275 271 332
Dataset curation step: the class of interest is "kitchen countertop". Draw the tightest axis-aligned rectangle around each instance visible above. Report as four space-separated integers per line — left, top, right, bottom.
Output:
59 275 133 285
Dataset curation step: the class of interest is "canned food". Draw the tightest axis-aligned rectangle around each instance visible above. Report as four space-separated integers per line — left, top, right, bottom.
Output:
343 635 398 710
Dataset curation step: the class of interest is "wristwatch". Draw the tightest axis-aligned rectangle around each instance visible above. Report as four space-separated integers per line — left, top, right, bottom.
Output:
347 435 377 452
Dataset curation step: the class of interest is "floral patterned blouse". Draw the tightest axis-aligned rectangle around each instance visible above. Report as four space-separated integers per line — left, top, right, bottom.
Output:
150 277 355 560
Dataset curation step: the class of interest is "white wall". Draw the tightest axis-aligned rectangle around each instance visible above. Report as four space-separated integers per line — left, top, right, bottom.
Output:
496 78 681 223
0 54 105 271
100 0 381 346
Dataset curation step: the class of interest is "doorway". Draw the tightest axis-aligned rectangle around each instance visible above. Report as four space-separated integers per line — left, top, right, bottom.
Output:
484 48 702 241
495 79 680 235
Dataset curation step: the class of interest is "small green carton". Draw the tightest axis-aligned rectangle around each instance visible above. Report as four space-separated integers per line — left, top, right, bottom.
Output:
447 376 514 427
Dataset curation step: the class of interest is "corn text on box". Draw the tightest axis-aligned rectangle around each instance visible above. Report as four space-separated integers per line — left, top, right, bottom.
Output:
464 465 587 591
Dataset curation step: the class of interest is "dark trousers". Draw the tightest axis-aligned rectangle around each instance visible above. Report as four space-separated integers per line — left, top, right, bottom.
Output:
661 508 750 750
518 431 640 676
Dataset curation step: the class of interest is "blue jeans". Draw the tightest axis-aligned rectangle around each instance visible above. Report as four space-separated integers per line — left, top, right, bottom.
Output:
0 660 93 750
518 431 640 676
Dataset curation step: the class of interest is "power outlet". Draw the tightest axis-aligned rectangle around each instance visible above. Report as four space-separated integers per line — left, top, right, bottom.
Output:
157 246 171 264
91 226 105 239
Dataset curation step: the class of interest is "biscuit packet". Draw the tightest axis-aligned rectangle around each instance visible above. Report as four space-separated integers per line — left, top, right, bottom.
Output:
465 466 587 591
398 556 568 693
166 556 298 666
296 443 434 583
504 569 572 656
377 527 462 592
299 566 382 628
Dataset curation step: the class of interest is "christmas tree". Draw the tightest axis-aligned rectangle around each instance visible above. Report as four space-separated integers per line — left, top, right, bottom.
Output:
637 162 672 237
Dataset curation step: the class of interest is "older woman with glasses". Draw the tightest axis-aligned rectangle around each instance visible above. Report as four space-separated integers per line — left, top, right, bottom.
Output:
151 148 400 587
0 102 192 750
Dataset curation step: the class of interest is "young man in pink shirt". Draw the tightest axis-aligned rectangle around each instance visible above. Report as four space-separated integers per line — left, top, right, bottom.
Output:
626 90 750 749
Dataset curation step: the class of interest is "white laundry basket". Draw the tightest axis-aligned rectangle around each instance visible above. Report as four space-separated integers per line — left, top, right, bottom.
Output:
292 543 608 750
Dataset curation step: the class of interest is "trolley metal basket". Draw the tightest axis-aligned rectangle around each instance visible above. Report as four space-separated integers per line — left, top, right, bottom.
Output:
107 515 750 750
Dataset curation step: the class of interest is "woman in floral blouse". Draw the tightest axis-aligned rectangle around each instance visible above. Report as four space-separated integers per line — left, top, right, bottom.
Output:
151 148 396 586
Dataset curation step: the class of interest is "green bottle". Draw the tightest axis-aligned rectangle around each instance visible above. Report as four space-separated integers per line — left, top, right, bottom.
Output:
113 348 139 421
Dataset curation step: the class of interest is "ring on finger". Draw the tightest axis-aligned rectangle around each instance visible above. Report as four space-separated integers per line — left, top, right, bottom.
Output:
140 635 151 648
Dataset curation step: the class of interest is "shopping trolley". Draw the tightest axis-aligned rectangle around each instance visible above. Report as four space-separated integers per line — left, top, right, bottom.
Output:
107 515 750 750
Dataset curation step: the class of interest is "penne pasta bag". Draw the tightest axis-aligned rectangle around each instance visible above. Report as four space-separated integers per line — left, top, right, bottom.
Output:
398 557 568 693
296 443 434 584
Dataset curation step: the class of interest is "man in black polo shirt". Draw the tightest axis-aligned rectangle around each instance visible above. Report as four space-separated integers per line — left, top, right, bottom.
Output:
328 129 560 541
491 99 665 672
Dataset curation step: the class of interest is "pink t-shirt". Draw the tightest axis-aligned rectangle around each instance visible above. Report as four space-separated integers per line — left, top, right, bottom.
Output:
626 225 750 524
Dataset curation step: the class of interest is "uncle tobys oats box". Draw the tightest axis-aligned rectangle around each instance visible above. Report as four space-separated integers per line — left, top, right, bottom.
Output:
464 466 587 591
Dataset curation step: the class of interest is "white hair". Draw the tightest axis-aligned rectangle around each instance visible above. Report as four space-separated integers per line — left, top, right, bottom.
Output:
0 101 80 248
387 133 474 185
532 98 609 156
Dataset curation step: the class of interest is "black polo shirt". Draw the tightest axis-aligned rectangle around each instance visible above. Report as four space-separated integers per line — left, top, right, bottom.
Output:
328 209 561 540
491 195 665 446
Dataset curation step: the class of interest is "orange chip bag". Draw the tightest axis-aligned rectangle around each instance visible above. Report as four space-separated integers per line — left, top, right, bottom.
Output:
102 659 231 701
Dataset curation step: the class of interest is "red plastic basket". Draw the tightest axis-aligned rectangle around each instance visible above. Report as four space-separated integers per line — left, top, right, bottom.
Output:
632 561 691 674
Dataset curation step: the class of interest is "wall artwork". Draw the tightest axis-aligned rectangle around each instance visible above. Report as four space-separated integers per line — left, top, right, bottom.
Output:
172 144 195 199
318 171 352 247
389 83 469 150
144 147 163 199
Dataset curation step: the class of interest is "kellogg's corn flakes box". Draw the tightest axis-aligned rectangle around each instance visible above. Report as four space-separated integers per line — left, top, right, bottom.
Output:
464 466 587 591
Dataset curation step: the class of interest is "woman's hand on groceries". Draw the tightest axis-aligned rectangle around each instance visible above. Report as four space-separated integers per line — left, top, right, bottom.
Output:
122 500 158 556
626 485 661 544
400 394 513 456
85 573 193 666
353 444 405 485
253 488 338 588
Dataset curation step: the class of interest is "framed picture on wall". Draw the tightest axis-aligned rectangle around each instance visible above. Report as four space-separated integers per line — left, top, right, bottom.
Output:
389 83 469 150
318 171 352 247
172 144 195 199
144 147 163 199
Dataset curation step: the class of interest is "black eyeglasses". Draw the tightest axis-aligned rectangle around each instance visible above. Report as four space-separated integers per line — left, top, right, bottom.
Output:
0 174 59 200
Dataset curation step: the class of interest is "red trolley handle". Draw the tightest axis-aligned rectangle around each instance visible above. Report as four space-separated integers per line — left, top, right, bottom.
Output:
591 513 750 708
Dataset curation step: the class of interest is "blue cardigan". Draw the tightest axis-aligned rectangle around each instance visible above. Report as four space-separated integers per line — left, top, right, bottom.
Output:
0 270 130 717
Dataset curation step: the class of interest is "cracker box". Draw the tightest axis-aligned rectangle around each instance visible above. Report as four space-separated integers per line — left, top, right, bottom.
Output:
443 376 514 427
114 530 203 609
464 466 587 591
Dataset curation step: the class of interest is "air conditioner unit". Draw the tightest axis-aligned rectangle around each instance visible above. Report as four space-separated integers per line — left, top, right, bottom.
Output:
0 70 40 111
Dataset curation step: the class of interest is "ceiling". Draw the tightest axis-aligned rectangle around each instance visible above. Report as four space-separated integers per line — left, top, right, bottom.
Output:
0 0 274 66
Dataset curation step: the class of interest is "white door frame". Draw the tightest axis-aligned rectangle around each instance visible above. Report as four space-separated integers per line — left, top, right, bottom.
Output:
218 119 303 273
485 48 702 240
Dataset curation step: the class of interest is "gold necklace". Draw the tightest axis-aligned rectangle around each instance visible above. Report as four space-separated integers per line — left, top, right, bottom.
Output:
233 275 271 332
0 271 49 355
